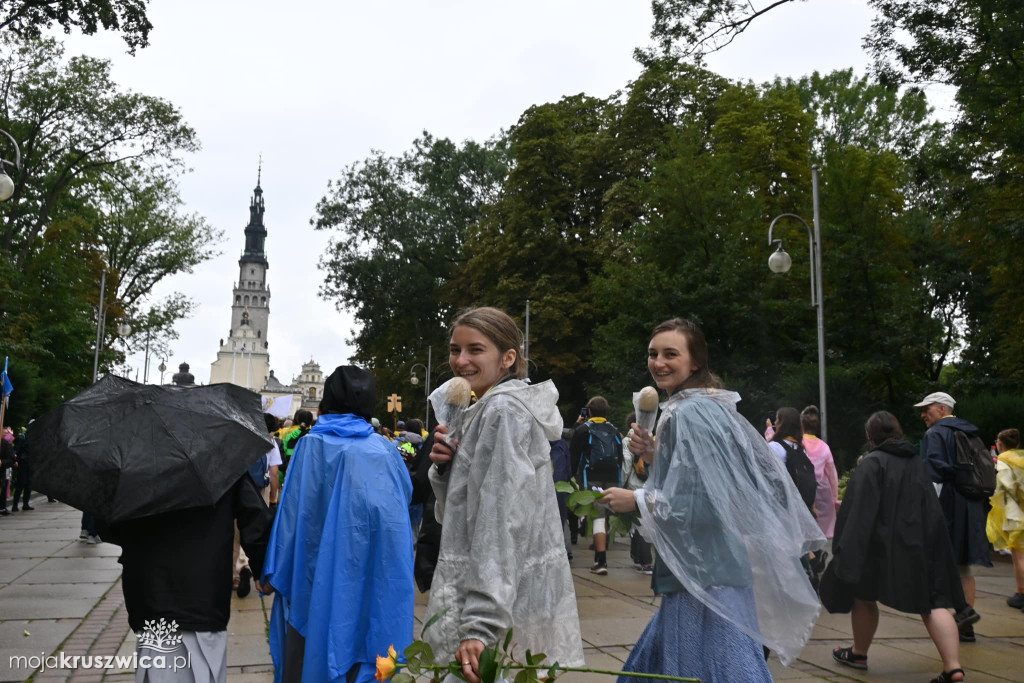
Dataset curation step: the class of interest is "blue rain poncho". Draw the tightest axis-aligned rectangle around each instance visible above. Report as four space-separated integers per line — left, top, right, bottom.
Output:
262 413 414 683
632 388 824 666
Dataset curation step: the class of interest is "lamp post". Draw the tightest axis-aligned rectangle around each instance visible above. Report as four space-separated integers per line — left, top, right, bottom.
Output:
158 360 167 385
409 346 432 427
766 165 827 440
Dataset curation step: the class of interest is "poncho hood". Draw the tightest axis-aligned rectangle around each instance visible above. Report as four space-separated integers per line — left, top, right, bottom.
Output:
310 412 374 439
471 379 562 442
874 439 917 459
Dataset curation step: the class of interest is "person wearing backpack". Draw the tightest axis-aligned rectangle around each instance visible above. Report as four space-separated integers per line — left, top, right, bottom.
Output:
570 396 623 575
917 391 992 643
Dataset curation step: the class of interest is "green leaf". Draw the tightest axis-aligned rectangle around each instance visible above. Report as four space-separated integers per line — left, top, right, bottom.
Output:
567 490 599 509
514 670 531 683
547 662 560 680
478 647 499 683
503 628 514 653
404 640 434 664
527 651 547 666
553 480 575 494
421 610 445 636
392 674 415 683
447 661 467 680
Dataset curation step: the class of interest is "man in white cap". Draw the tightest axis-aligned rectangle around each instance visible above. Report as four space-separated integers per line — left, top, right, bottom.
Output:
916 391 990 642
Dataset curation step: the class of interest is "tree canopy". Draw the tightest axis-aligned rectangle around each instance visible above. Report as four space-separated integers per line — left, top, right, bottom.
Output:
0 35 214 427
0 0 152 53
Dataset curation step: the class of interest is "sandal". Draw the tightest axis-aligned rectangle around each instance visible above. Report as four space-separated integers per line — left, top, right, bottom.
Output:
832 646 867 670
930 668 965 683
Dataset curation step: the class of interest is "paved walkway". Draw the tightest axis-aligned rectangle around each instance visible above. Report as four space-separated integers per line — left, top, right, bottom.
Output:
1 502 1022 682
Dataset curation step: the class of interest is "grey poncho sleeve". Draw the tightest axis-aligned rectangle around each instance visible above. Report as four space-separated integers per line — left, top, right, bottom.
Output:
634 389 824 666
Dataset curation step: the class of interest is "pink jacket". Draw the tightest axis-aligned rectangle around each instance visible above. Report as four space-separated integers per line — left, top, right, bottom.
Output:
764 428 840 537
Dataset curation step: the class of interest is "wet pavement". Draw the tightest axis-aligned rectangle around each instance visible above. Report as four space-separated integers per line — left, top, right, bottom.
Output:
2 501 1021 681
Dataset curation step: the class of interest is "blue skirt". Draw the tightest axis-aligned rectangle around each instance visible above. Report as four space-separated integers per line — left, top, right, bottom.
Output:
618 588 772 682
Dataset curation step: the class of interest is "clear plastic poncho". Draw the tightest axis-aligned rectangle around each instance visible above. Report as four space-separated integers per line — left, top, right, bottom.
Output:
634 388 824 666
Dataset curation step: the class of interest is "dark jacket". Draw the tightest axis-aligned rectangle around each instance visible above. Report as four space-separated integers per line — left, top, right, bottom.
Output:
411 432 441 592
829 439 964 614
923 417 992 567
99 475 273 632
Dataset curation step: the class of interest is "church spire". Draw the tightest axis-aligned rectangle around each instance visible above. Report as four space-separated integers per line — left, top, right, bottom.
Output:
241 159 268 267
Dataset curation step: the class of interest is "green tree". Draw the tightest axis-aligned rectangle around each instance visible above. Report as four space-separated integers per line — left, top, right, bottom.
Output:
0 0 152 53
0 35 198 267
313 132 508 420
453 93 635 414
0 36 212 422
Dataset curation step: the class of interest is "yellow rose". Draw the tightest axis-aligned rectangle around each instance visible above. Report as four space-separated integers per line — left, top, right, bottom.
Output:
375 645 398 681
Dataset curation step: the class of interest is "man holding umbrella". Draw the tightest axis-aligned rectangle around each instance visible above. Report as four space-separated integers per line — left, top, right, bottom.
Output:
30 376 276 682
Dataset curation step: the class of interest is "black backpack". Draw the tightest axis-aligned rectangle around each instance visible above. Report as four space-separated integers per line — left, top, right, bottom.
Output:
781 440 817 512
951 429 996 500
581 421 623 487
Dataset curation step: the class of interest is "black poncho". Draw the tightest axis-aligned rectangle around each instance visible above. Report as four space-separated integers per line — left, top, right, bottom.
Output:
829 439 964 614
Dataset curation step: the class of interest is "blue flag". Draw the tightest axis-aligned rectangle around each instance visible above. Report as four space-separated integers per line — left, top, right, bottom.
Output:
2 357 12 397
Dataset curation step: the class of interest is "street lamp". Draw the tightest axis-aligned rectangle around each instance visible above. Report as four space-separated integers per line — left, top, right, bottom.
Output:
0 129 21 202
766 165 827 440
409 346 433 427
158 360 167 385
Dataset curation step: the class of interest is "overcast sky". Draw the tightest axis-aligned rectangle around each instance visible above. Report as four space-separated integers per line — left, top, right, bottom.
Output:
60 0 876 387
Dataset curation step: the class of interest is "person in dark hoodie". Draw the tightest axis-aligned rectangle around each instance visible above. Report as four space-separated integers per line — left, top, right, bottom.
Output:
98 451 273 681
826 411 968 683
916 391 992 643
261 365 414 683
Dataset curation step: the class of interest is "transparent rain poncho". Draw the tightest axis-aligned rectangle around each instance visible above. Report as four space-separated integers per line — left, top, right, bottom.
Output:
633 388 825 666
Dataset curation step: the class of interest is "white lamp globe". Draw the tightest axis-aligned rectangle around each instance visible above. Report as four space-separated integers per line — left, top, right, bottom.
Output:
0 171 14 202
410 374 420 385
768 247 792 274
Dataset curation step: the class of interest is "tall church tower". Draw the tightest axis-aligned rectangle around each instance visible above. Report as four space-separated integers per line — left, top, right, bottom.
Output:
209 168 272 390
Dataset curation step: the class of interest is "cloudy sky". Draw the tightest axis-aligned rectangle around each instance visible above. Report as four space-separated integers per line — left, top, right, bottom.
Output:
61 0 875 387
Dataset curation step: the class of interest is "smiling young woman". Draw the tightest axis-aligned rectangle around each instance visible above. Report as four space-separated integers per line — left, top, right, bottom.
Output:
425 307 583 683
600 317 825 682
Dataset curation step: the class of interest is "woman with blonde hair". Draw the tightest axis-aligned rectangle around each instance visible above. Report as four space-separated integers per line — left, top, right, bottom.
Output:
988 428 1024 611
427 307 583 683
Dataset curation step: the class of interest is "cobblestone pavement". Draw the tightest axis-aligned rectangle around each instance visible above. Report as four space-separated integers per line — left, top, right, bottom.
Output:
2 502 1022 681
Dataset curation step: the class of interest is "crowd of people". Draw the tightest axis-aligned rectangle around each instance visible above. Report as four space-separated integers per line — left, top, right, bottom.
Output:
2 306 1022 683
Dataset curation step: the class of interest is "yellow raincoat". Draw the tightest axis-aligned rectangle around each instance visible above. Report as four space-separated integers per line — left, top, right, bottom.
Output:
987 448 1024 550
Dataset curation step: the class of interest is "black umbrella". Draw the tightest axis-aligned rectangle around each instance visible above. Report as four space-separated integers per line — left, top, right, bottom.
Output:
30 375 272 522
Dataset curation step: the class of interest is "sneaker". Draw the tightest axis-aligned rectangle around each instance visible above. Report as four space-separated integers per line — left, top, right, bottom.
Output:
590 563 608 575
832 646 867 670
958 624 976 643
79 530 88 540
639 564 654 575
954 606 981 627
0 508 8 516
85 535 100 545
237 567 252 598
1007 593 1024 610
22 505 33 511
632 563 644 571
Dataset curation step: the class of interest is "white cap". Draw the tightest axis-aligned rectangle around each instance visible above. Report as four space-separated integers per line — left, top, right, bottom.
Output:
913 391 956 409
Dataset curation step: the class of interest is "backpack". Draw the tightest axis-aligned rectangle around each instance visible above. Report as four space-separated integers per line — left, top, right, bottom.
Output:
247 452 269 490
580 421 623 487
951 429 997 500
781 440 817 511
